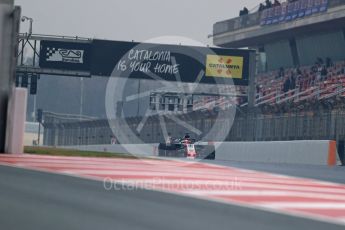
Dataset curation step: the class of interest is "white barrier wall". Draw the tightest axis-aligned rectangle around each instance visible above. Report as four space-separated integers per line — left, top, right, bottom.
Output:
60 140 338 166
62 144 158 157
214 140 338 166
5 88 27 154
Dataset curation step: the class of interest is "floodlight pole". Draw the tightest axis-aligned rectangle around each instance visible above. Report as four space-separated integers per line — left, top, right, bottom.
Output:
21 16 33 35
247 50 257 109
246 50 257 141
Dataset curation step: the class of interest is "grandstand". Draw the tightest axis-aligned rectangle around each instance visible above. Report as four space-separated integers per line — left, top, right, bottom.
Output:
251 60 345 113
213 0 345 112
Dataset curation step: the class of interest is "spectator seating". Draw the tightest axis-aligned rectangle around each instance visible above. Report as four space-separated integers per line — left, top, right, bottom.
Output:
253 60 345 108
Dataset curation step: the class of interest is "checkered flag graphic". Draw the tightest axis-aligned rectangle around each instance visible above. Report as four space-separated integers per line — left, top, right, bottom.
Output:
44 46 84 63
46 47 57 58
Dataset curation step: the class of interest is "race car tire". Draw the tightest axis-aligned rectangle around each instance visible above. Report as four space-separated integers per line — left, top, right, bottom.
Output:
195 145 215 160
158 143 185 157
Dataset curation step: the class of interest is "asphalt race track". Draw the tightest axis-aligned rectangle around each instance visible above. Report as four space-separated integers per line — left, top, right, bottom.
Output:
0 154 344 230
206 160 345 184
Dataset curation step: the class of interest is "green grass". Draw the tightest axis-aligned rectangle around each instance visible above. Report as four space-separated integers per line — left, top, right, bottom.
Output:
24 146 140 159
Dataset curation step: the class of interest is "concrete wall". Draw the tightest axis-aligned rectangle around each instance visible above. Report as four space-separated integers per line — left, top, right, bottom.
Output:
296 30 345 66
62 144 158 157
6 88 27 154
61 140 339 166
214 2 345 48
0 0 15 152
214 140 339 166
24 133 43 146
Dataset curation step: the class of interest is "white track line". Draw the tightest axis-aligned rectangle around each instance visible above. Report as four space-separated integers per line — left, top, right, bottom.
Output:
72 174 345 194
181 190 345 201
261 202 345 209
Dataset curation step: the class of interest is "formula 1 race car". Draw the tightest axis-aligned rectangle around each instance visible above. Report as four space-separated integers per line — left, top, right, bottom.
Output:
158 136 215 160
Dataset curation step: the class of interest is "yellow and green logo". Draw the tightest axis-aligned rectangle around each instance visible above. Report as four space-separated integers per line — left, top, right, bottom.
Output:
206 55 244 79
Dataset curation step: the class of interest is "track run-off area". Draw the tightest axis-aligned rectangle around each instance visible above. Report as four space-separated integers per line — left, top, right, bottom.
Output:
0 154 344 227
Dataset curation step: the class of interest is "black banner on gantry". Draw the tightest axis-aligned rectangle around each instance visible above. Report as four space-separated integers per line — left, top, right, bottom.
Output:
91 39 253 85
39 40 92 71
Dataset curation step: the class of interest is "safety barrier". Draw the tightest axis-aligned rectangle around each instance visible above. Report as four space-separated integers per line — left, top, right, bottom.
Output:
61 140 340 166
6 88 27 154
61 144 158 157
214 140 339 166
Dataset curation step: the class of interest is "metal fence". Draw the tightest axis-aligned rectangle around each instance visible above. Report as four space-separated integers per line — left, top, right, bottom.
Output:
227 111 345 141
43 110 345 146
